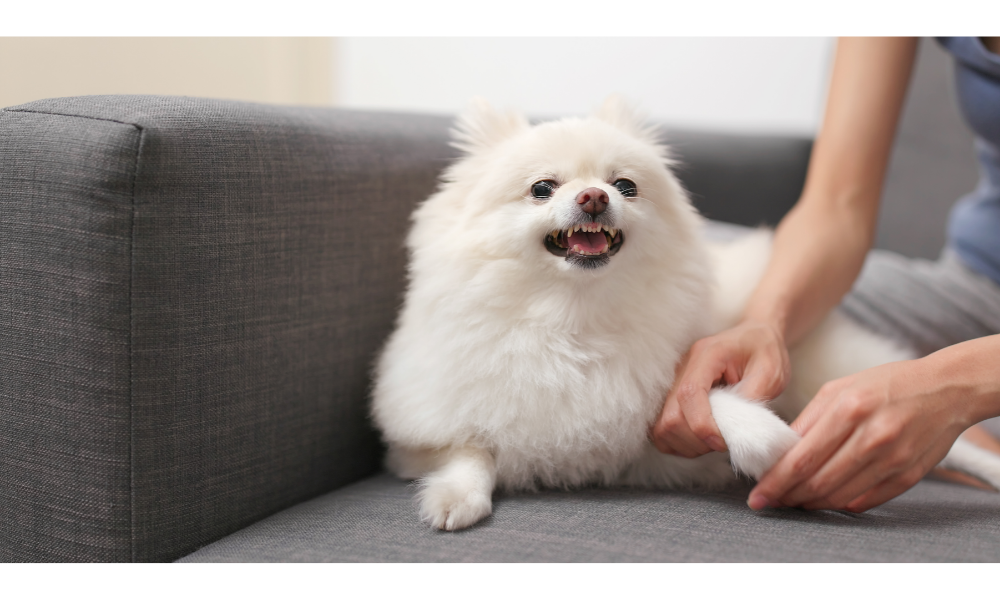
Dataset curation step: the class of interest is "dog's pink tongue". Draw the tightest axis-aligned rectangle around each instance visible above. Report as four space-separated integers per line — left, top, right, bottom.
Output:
567 230 608 254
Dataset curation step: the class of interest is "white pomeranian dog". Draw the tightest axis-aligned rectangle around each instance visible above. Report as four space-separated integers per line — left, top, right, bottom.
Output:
372 97 1000 531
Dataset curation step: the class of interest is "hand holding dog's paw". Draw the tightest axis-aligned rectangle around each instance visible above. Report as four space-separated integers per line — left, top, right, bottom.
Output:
418 479 493 531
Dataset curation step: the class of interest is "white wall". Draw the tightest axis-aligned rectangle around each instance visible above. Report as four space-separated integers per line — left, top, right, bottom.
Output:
336 38 834 136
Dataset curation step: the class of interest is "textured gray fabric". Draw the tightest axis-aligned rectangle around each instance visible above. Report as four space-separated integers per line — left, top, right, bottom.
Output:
179 472 1000 562
0 110 136 562
1 96 458 562
841 249 1000 357
666 130 811 228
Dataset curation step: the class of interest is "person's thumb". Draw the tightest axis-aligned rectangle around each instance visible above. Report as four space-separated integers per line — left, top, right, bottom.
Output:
734 358 788 402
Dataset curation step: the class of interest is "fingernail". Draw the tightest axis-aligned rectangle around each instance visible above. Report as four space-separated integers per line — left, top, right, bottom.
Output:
706 435 727 452
747 493 770 511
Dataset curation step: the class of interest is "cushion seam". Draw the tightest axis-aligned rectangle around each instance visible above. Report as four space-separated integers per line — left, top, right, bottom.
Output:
2 107 144 129
128 123 145 563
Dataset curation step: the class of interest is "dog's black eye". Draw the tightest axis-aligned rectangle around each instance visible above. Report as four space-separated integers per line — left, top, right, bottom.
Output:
531 180 557 199
614 179 638 197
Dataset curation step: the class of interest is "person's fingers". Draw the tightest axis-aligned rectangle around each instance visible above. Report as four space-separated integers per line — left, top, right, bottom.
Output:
654 343 727 454
651 396 714 457
747 402 857 510
845 436 963 512
673 376 727 452
789 379 848 437
843 464 927 512
782 417 906 507
796 452 892 510
666 422 715 458
652 436 677 456
734 344 789 402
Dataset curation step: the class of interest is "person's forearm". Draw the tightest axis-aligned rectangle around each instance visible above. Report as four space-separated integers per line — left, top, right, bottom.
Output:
742 38 918 346
922 334 1000 426
743 196 875 346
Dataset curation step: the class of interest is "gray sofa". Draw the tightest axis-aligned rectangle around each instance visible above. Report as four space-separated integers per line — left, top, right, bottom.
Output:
4 42 1000 562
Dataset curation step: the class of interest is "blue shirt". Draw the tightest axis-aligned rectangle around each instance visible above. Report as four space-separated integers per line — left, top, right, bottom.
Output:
938 37 1000 284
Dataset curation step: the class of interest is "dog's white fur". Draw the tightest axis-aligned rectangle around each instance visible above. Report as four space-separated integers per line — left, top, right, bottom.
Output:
372 97 1000 530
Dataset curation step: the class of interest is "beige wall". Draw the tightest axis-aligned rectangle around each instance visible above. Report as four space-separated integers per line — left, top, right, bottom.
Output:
0 38 335 109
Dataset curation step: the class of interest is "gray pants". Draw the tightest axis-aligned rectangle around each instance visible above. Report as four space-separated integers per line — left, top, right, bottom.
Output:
840 248 1000 357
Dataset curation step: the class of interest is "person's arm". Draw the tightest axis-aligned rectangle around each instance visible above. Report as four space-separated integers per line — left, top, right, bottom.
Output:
746 37 919 345
650 37 919 457
750 334 1000 512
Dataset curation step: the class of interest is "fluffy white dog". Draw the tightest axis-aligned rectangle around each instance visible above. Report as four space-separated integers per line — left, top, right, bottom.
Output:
372 97 1000 531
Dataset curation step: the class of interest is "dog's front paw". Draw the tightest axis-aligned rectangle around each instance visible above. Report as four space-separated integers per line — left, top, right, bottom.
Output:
418 480 493 531
709 388 800 480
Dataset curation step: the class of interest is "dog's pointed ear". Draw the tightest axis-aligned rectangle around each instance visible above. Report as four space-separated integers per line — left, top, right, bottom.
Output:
592 95 660 145
451 97 529 154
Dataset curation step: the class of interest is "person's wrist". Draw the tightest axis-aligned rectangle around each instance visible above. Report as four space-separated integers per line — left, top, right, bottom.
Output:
917 344 996 428
737 315 788 349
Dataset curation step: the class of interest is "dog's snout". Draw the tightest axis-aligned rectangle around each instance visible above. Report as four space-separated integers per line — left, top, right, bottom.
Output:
576 187 609 216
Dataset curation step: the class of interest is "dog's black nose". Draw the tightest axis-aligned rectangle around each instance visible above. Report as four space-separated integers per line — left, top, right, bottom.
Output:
576 187 608 215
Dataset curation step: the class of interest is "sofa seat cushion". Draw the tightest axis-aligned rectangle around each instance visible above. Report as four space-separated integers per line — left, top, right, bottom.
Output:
179 470 1000 562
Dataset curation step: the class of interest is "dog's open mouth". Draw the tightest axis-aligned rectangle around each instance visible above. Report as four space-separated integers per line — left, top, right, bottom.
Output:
544 223 624 269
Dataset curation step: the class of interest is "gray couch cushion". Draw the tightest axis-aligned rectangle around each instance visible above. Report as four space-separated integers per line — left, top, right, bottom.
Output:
179 470 1000 562
666 130 810 228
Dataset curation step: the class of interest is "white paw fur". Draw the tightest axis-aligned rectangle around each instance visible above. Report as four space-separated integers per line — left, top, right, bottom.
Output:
709 388 800 479
415 447 496 531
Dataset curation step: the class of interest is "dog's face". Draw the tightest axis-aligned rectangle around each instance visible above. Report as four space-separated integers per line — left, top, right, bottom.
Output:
516 124 642 272
418 97 696 282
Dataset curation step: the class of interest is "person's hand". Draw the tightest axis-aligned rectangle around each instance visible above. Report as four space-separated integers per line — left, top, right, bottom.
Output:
747 358 975 512
650 319 792 458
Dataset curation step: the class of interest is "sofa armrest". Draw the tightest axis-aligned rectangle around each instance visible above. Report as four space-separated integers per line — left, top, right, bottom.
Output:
1 96 457 561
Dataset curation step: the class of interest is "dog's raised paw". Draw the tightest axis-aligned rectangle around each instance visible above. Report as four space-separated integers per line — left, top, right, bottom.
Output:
709 388 800 480
417 482 492 531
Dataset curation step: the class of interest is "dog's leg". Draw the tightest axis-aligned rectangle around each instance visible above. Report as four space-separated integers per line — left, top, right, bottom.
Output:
386 445 448 480
417 445 496 531
709 388 800 480
620 445 736 489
